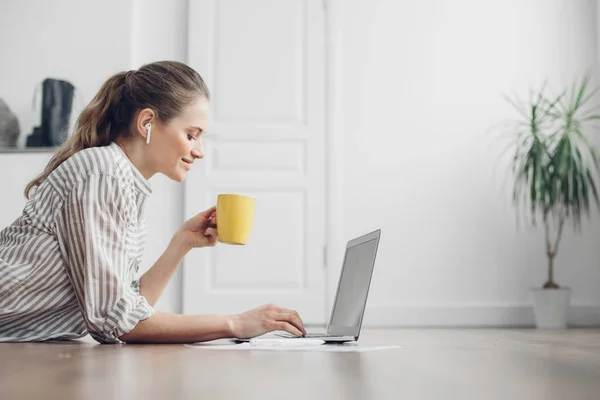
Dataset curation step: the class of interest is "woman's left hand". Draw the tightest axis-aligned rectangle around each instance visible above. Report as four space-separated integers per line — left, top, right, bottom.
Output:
175 206 218 250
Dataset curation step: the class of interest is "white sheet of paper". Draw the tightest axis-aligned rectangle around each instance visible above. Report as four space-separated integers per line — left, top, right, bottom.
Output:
185 342 402 352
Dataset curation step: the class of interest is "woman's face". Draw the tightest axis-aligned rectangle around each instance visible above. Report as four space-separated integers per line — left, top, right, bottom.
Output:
153 96 210 182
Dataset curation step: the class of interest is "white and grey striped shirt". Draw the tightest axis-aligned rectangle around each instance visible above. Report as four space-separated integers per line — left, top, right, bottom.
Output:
0 142 155 343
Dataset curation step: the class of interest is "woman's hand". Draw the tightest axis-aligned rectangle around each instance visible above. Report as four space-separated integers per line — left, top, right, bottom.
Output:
227 303 307 338
175 206 218 251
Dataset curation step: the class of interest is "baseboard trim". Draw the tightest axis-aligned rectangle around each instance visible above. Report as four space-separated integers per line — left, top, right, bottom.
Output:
361 304 600 327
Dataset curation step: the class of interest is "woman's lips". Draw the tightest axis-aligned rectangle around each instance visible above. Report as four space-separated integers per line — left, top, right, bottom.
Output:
182 159 192 170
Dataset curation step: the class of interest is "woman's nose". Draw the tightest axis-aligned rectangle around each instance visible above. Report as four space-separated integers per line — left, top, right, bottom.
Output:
191 147 204 159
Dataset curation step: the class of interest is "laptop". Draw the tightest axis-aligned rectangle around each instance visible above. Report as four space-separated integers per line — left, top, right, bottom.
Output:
235 229 381 343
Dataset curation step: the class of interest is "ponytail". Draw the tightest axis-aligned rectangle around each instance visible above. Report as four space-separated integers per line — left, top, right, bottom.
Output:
24 61 210 199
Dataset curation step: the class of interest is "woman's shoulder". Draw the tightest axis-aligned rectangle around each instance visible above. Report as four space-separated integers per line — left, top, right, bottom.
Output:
48 143 132 191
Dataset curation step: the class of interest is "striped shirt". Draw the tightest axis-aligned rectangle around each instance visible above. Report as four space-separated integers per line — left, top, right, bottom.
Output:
0 142 155 343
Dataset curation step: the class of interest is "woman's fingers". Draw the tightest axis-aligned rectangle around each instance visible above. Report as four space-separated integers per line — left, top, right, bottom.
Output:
231 304 307 338
204 228 218 245
199 206 217 218
274 310 306 336
273 321 304 337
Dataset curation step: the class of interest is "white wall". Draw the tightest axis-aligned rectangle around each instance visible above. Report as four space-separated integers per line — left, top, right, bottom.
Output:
2 0 600 326
335 0 600 326
0 0 134 147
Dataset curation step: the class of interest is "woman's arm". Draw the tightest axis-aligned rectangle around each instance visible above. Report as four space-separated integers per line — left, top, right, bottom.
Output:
139 207 217 306
138 235 189 307
119 303 306 343
57 177 304 344
118 312 232 343
133 207 306 343
56 175 156 344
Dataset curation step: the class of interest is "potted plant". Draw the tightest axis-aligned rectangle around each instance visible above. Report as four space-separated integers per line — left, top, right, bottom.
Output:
497 75 600 329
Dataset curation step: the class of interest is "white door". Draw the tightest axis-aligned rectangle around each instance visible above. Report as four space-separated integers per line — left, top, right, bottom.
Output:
182 0 326 324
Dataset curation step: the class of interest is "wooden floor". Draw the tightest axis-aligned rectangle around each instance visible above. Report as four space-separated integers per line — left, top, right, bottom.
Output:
1 328 600 399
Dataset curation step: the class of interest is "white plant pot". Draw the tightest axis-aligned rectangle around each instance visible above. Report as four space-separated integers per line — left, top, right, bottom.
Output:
531 287 571 329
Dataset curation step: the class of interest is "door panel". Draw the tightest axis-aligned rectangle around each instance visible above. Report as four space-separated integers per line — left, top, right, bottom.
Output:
183 0 326 323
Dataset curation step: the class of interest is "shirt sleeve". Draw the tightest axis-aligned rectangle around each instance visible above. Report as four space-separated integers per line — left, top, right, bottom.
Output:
55 173 154 344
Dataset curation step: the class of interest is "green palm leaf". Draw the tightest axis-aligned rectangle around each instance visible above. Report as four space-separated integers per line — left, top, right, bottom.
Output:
496 74 600 287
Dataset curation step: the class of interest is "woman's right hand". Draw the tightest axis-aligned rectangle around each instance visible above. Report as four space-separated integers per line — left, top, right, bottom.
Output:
228 303 306 338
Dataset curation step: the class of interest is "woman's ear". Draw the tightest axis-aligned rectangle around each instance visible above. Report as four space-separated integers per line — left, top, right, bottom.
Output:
135 108 156 142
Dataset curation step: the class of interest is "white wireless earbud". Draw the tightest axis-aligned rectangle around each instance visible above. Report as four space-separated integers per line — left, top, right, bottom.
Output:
145 123 152 144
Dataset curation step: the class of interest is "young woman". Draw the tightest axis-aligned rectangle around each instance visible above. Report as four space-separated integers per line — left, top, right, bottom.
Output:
0 61 306 344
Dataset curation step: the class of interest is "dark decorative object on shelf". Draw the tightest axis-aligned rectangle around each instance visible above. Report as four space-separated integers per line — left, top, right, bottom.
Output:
0 98 20 147
27 78 75 147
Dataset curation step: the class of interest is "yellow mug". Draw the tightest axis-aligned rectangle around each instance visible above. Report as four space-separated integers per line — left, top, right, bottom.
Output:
216 194 256 245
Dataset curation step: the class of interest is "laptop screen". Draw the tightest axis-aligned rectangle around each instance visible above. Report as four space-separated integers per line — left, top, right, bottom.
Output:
329 236 379 336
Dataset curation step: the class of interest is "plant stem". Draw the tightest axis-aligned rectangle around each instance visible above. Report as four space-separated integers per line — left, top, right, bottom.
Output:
543 210 560 289
554 210 566 256
545 252 558 289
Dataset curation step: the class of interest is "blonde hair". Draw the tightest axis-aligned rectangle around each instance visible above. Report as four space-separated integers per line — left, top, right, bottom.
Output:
25 61 210 198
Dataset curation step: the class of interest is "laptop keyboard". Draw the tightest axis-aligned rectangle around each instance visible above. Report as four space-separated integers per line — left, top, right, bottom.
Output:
275 332 329 338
